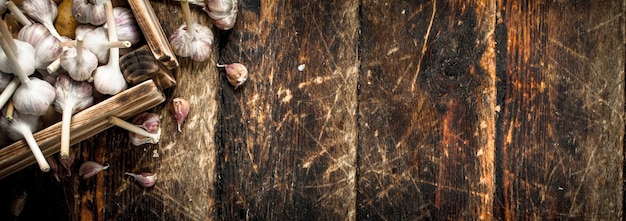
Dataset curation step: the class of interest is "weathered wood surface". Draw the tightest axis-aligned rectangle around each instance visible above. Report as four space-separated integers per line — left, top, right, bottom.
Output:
497 0 624 219
358 0 496 219
0 0 624 220
217 0 358 220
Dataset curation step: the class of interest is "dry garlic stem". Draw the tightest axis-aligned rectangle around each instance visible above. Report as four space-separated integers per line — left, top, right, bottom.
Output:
0 108 49 172
108 115 161 144
54 74 93 158
0 77 19 112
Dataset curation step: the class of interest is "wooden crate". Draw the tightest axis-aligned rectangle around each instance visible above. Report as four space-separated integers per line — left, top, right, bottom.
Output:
0 0 176 179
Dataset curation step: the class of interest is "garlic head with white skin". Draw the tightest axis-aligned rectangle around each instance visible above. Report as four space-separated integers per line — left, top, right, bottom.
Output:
82 27 131 64
60 36 98 81
0 108 50 172
103 7 141 45
0 39 37 77
21 0 64 41
54 73 94 158
92 0 128 95
12 77 56 116
170 0 214 62
72 0 106 26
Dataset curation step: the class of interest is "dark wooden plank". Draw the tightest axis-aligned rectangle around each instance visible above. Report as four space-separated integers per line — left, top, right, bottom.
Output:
497 0 624 219
358 0 496 219
217 0 359 220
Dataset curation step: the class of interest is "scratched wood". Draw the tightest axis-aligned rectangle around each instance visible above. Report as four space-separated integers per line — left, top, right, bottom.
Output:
496 0 624 219
216 0 359 220
358 0 496 219
1 0 625 220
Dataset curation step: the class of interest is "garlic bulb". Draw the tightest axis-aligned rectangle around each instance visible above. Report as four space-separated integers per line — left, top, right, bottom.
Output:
78 161 109 179
60 36 98 81
12 77 56 116
93 1 128 95
72 0 106 26
170 0 214 61
0 39 37 77
0 108 50 172
170 98 190 132
21 0 64 40
175 0 238 30
217 63 248 88
205 0 237 30
83 27 131 64
54 73 93 158
125 172 157 187
75 24 97 37
103 7 141 45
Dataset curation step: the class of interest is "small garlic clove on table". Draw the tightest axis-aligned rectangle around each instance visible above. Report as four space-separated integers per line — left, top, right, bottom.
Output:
217 63 248 88
78 161 109 179
125 172 157 187
170 98 190 132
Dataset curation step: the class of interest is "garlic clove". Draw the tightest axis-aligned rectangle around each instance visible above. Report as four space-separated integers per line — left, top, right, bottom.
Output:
125 172 157 187
170 98 190 132
47 156 60 182
78 161 109 179
107 114 161 146
217 63 248 88
59 148 76 176
128 112 161 145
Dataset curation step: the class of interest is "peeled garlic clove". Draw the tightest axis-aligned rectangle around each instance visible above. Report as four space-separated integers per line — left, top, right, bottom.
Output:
125 172 157 187
78 161 109 179
170 98 190 132
218 63 248 88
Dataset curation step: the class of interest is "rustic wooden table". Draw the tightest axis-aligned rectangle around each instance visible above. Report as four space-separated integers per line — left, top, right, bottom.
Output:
0 0 624 220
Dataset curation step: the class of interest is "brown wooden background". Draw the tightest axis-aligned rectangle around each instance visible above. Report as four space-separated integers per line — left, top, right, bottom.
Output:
0 0 624 220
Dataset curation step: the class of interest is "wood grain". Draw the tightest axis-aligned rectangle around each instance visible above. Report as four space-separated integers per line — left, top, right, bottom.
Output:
217 0 359 220
358 0 496 219
497 0 624 219
0 80 165 179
